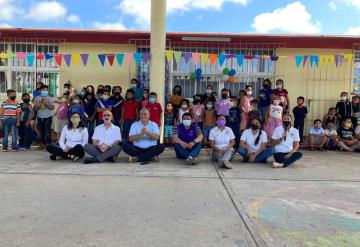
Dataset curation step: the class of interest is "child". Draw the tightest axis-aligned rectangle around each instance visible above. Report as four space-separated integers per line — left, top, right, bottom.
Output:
351 95 360 128
264 96 283 138
191 94 204 131
308 119 327 151
240 86 253 132
336 92 351 125
68 95 85 120
84 92 97 141
122 89 138 140
164 102 175 145
203 97 216 146
248 99 262 127
178 98 191 124
324 122 339 150
141 89 149 108
258 79 272 120
18 93 34 150
337 117 360 151
0 89 21 152
323 107 339 129
146 92 163 127
228 96 241 150
272 79 290 112
293 96 308 143
53 92 70 141
96 90 113 126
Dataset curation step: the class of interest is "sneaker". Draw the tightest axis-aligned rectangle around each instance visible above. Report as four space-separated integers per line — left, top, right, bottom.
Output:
2 147 8 152
272 162 284 168
192 157 199 165
186 156 194 165
11 147 18 152
50 155 57 161
128 156 138 163
83 157 97 164
223 160 233 169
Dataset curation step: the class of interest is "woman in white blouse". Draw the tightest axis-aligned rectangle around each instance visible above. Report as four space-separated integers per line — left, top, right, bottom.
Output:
46 112 88 162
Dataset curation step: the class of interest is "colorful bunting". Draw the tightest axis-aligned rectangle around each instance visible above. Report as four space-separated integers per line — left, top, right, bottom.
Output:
89 54 97 65
182 52 192 64
124 53 133 65
54 54 62 66
72 53 81 65
7 53 16 58
142 52 150 64
116 53 124 65
63 54 71 66
133 52 142 65
45 53 53 60
80 54 89 66
107 54 115 66
295 56 303 68
165 50 174 62
208 54 218 65
218 54 226 66
17 53 26 59
0 53 8 59
236 55 244 66
303 56 309 67
192 52 200 64
98 54 106 66
200 53 208 65
27 54 35 66
173 51 182 64
36 53 45 60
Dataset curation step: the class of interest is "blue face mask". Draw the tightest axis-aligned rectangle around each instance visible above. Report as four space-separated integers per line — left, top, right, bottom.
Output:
149 98 156 104
41 91 48 97
183 120 192 127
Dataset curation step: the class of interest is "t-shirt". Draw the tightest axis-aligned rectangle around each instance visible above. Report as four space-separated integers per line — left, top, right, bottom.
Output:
169 95 183 107
204 109 215 127
68 105 85 119
110 96 124 120
123 100 139 121
0 99 21 120
240 129 268 153
20 103 31 121
338 127 354 140
57 103 69 120
309 127 325 135
272 126 300 153
258 88 272 107
146 102 163 126
164 112 174 126
96 99 113 120
132 86 144 102
84 98 96 118
209 126 235 149
173 123 202 143
272 89 289 106
325 129 337 137
129 120 159 149
92 123 122 145
293 106 308 119
192 104 204 122
34 96 54 119
228 107 241 125
215 98 231 116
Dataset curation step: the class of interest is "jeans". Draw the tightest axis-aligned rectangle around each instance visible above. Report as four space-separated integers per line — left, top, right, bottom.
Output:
2 118 17 149
123 119 135 141
37 117 52 145
259 106 268 121
212 149 234 162
18 121 33 148
84 119 95 142
46 144 85 159
123 143 165 162
294 118 305 142
238 147 275 163
174 143 202 159
84 144 122 162
274 152 302 167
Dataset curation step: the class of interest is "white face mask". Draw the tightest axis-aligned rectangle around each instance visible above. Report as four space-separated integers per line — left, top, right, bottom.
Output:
341 96 347 101
181 104 187 109
247 91 252 96
73 99 80 104
276 84 283 89
102 95 109 100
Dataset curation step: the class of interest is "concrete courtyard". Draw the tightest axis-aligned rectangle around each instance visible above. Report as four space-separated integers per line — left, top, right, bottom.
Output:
0 148 359 247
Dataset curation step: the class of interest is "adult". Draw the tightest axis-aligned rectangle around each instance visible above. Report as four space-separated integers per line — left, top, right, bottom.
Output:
110 86 124 127
201 85 216 104
168 85 183 111
130 78 144 102
271 113 302 168
215 88 232 122
123 108 165 164
272 79 290 112
83 110 122 164
258 79 272 120
46 112 88 162
173 113 204 165
239 118 275 163
209 115 235 169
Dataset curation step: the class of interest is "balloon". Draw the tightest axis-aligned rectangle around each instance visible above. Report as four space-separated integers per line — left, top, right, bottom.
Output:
223 68 229 75
228 76 236 84
223 75 229 81
195 68 202 75
190 72 196 80
228 69 236 76
271 55 279 61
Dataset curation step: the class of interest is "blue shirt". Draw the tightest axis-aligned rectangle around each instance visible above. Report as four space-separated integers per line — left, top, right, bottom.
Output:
33 89 40 98
258 88 272 107
129 120 159 149
68 105 85 119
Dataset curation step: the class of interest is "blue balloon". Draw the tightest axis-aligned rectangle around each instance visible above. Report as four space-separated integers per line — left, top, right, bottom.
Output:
228 69 236 76
195 68 202 75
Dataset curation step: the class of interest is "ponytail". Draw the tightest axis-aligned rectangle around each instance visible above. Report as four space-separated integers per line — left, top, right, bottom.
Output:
255 129 262 145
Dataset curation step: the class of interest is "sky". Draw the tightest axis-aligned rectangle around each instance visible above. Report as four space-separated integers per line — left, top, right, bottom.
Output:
1 0 360 35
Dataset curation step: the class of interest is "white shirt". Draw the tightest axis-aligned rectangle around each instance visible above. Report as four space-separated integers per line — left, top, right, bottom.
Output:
209 126 235 149
240 129 268 153
92 123 122 145
325 129 337 137
309 127 325 135
272 126 300 153
59 126 89 150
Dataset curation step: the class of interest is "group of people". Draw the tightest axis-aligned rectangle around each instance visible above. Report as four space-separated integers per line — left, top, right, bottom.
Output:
0 78 359 168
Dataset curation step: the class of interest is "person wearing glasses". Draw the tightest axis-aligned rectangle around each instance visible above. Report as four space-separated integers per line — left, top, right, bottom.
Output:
83 110 122 164
123 108 165 164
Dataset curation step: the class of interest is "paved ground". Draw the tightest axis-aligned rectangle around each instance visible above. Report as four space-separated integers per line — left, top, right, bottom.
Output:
0 148 359 247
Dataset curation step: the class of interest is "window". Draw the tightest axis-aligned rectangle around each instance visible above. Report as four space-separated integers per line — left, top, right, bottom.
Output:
353 52 360 95
0 72 6 93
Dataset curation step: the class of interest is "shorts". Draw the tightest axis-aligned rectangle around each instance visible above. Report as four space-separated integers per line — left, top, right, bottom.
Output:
312 136 323 145
164 125 173 138
203 126 214 138
54 118 68 133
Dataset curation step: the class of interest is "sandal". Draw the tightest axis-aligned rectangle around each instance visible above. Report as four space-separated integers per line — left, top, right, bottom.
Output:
272 162 284 168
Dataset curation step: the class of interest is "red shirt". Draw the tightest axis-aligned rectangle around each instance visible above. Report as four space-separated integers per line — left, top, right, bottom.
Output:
123 100 138 120
146 102 163 126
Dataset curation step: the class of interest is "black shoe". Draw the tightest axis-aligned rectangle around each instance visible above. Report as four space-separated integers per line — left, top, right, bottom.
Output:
50 155 57 161
83 157 97 164
139 162 150 165
106 157 116 163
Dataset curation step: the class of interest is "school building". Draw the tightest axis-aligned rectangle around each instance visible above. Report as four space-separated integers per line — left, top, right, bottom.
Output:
0 27 359 130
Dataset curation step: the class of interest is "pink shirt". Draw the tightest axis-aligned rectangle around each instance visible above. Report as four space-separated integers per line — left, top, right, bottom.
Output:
57 103 69 120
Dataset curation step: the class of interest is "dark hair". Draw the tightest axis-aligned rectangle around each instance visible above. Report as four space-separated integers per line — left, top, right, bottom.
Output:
207 96 216 103
250 99 259 105
67 112 85 130
97 85 104 89
276 79 284 84
180 98 190 105
182 112 192 119
143 88 149 94
251 118 262 145
112 86 122 94
126 89 135 95
173 85 182 95
105 85 111 91
96 89 104 95
7 89 16 95
22 92 30 98
221 88 228 93
64 83 70 88
40 85 48 90
314 119 322 125
193 94 201 101
216 114 226 120
206 85 213 89
263 78 271 84
328 107 336 112
239 90 246 95
131 78 138 83
63 92 70 96
297 96 305 101
86 85 94 91
150 92 157 97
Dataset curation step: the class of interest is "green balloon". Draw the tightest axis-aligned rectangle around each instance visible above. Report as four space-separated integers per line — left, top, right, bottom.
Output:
223 68 230 75
190 72 196 80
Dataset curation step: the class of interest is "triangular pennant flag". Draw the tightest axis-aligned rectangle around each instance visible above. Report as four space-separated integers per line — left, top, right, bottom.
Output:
27 54 35 66
80 54 89 66
116 53 124 65
173 51 182 64
63 54 71 66
72 53 81 65
133 52 142 65
45 53 53 60
236 55 244 66
125 53 133 65
303 56 308 67
208 54 218 65
314 56 319 67
107 54 115 66
334 55 339 67
345 54 353 65
226 54 235 59
192 52 200 64
182 52 192 64
200 53 208 65
98 54 106 66
17 53 26 59
165 50 174 62
319 55 324 67
36 53 45 59
54 54 62 67
310 56 315 67
218 54 226 66
142 52 150 64
295 56 303 68
7 53 16 58
89 54 97 65
0 53 8 59
339 55 344 66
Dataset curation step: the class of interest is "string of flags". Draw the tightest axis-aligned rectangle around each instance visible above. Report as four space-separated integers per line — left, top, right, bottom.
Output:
0 50 353 68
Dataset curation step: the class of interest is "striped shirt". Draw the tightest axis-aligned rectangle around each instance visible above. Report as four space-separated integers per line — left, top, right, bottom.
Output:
0 99 21 120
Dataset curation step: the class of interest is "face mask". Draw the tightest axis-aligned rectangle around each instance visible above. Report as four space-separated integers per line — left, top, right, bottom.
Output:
216 120 226 127
249 106 255 111
175 90 180 95
41 91 48 97
79 92 85 97
71 118 81 126
263 84 270 88
183 120 192 127
10 96 16 101
273 100 280 106
149 98 156 104
341 96 347 101
283 121 291 128
181 104 187 109
206 89 212 94
23 99 30 103
250 123 259 130
102 95 109 100
193 99 200 104
206 104 213 109
73 99 80 104
64 88 69 92
344 123 352 128
247 91 252 96
276 84 283 90
221 94 228 99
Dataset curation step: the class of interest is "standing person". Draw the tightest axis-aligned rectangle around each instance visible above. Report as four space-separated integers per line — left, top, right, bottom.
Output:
164 102 175 145
228 96 241 150
350 95 360 128
145 92 163 127
46 112 88 162
68 95 85 120
84 92 97 141
215 88 232 122
141 89 149 108
209 115 235 169
173 113 204 165
272 79 290 112
248 99 262 127
123 108 165 164
169 85 183 112
201 85 215 104
122 89 139 141
258 79 272 120
271 114 303 168
0 89 21 152
83 110 122 164
203 97 216 146
96 90 113 126
32 81 43 98
86 85 95 95
336 92 351 125
308 119 327 151
240 85 254 132
264 96 283 138
177 98 191 124
53 92 70 142
191 94 204 131
293 96 308 143
34 85 55 149
337 117 360 152
18 93 34 150
110 86 124 128
130 78 144 102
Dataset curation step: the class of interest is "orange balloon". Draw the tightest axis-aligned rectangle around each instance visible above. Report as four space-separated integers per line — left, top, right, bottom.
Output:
228 76 236 84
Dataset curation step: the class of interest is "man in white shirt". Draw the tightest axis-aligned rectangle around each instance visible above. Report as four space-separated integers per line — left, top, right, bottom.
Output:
271 113 303 168
83 110 122 164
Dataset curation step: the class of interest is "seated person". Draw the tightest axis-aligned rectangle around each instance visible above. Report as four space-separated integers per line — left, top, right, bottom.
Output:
308 119 327 151
83 110 122 164
123 108 165 164
355 123 360 141
46 112 88 162
337 117 360 152
209 115 235 169
173 112 204 165
324 122 339 150
239 117 275 163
